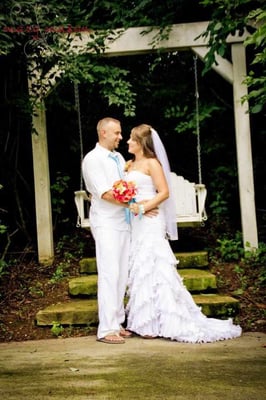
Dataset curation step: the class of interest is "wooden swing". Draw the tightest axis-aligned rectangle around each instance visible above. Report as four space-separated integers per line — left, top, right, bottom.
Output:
74 56 207 228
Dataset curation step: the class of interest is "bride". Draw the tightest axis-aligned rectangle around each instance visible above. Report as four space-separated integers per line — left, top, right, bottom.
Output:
124 123 242 343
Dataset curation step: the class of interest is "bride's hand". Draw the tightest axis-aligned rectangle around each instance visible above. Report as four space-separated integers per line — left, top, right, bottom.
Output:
129 201 158 218
129 202 139 214
141 200 159 218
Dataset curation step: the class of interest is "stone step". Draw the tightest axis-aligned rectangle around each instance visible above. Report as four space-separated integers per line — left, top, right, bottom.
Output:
36 299 98 326
35 294 240 326
179 269 217 292
193 294 240 318
68 269 217 296
79 257 97 274
176 251 209 269
78 251 209 274
69 275 97 297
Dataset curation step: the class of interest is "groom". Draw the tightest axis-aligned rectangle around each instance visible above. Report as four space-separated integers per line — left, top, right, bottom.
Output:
82 117 132 344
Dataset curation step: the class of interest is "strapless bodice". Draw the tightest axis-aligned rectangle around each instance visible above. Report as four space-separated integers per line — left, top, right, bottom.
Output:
126 171 157 202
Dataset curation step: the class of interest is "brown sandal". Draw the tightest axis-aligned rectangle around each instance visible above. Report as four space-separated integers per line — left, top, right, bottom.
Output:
97 333 125 344
141 335 158 339
120 329 133 338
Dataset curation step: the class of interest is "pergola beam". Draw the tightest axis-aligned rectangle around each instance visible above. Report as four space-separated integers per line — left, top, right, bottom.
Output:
191 46 233 84
70 22 249 56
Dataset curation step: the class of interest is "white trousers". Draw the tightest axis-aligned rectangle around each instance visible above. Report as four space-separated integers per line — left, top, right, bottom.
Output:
91 226 130 339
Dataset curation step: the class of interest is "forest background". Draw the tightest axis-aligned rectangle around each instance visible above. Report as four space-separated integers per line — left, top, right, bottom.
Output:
0 0 265 341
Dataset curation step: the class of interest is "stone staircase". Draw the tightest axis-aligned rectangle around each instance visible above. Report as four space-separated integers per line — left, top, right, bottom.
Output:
36 251 240 327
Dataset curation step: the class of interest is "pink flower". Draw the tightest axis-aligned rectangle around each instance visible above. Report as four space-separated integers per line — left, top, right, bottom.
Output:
112 180 137 203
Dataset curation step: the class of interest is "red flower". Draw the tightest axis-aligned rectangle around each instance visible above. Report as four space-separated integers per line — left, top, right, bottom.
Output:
112 180 137 203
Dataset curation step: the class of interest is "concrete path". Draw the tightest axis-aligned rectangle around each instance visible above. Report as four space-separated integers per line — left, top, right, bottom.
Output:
0 332 265 400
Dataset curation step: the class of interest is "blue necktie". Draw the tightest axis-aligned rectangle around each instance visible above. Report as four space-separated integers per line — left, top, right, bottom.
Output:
109 152 124 178
109 152 132 223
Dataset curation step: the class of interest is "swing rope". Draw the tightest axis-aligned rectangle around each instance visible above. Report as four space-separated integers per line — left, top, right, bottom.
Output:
193 55 202 185
74 82 84 191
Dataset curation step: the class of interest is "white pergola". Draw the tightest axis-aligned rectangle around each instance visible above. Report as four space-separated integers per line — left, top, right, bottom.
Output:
28 21 258 264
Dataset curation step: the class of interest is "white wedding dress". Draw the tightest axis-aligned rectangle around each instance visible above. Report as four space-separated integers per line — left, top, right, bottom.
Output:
125 170 242 343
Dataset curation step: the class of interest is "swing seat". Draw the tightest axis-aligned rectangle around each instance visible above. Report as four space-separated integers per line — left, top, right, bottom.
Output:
170 172 207 227
74 172 207 229
74 190 91 228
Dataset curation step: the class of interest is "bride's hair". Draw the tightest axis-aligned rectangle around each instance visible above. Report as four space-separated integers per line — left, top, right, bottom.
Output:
131 124 156 159
131 123 178 240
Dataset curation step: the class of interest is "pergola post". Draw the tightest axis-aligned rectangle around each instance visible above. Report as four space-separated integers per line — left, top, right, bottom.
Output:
231 43 258 250
31 103 54 264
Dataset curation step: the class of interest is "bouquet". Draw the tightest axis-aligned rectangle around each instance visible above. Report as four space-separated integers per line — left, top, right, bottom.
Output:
112 180 137 203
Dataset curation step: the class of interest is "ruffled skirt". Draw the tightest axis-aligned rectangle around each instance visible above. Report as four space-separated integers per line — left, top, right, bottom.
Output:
126 214 242 343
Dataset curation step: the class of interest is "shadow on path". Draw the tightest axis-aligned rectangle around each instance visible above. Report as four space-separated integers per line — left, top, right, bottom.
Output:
0 332 265 399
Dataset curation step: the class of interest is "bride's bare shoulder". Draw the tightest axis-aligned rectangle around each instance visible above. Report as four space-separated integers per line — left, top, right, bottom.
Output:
147 157 161 168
